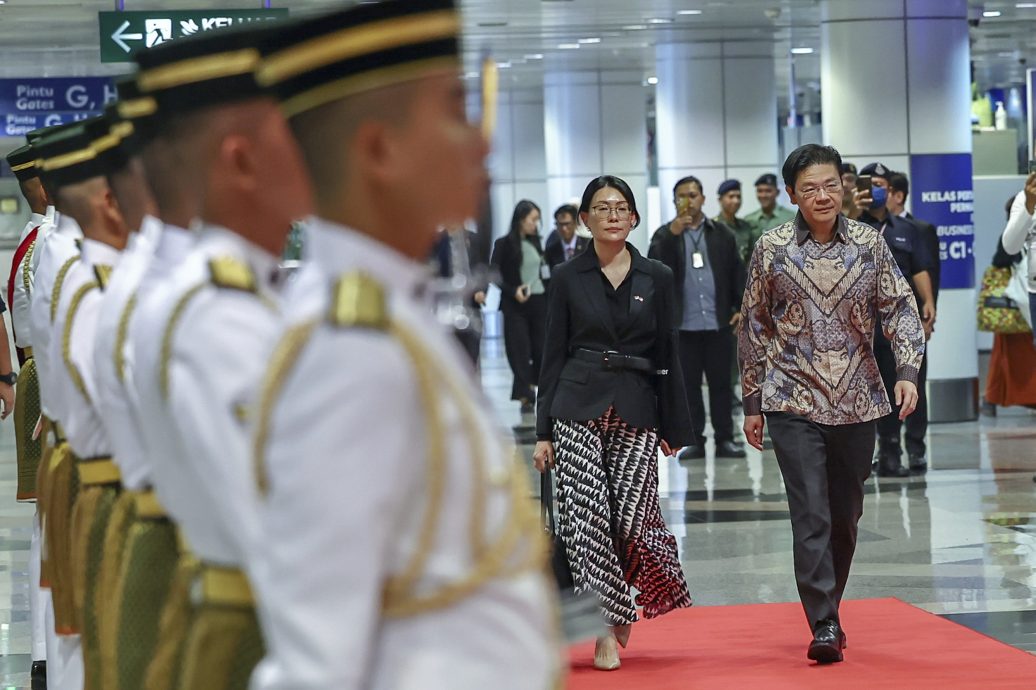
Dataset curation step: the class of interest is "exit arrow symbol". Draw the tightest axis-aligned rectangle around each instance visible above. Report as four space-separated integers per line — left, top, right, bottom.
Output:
111 20 143 53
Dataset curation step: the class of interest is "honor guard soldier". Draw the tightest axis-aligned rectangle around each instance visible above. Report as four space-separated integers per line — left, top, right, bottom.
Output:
127 25 311 690
33 118 118 690
250 2 560 688
31 122 97 690
5 142 50 690
47 114 131 690
743 173 796 260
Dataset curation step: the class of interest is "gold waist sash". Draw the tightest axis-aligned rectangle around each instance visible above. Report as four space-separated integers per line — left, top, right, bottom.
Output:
194 565 254 608
77 456 122 486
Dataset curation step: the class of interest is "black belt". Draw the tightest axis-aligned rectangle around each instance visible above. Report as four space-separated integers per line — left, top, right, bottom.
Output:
573 348 655 373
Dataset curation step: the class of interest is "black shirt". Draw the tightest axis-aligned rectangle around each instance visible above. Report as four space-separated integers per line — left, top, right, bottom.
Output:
859 210 934 285
599 268 633 335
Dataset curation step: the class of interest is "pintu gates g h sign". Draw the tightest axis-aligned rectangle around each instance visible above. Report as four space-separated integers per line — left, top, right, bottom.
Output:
0 78 116 137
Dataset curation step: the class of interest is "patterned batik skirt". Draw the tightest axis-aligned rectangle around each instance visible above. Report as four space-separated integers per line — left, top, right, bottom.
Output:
553 406 692 625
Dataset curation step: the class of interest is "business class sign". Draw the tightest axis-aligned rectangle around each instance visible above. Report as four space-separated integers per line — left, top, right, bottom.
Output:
98 9 288 63
909 153 975 291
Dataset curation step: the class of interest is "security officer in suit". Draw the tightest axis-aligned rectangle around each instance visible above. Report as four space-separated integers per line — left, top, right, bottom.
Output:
856 162 936 477
888 171 939 471
249 2 560 687
127 25 311 690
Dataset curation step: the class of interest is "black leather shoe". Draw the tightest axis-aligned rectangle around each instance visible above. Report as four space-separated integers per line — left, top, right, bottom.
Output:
678 444 706 460
807 619 845 664
31 660 46 690
876 455 910 478
716 440 747 458
908 454 928 473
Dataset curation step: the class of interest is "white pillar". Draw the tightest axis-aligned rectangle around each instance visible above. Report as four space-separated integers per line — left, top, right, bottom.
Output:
655 42 780 222
822 0 976 421
489 87 547 242
543 70 649 251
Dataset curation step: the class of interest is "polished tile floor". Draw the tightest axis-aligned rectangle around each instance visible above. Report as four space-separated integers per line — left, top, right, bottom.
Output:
0 339 1033 686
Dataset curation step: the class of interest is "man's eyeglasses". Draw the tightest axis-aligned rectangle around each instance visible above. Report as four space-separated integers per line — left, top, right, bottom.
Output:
590 204 632 219
797 181 842 200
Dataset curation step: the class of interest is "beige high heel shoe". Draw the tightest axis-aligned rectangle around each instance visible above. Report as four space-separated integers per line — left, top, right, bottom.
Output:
614 623 632 649
594 633 621 671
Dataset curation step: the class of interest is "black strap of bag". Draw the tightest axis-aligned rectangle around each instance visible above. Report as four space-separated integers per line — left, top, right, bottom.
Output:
540 467 574 591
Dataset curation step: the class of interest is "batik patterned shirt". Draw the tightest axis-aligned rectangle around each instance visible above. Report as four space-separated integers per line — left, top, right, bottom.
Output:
738 213 925 425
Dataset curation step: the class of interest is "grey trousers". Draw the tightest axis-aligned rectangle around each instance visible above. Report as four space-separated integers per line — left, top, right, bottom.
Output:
766 412 876 629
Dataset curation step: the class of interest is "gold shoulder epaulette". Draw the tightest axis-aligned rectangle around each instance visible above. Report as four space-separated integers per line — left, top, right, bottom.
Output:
208 256 257 293
328 272 388 329
94 264 113 290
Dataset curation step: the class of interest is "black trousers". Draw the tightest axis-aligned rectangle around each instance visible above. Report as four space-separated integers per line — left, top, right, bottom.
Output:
766 412 876 629
678 328 735 445
502 294 547 402
874 331 928 457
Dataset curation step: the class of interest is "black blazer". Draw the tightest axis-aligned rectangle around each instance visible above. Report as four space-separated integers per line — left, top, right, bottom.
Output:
647 218 746 327
543 231 590 269
536 243 692 447
490 234 546 311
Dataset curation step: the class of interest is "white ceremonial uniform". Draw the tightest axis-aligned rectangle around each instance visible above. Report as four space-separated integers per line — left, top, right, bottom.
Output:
132 223 277 566
92 216 162 485
250 218 559 690
13 211 48 664
11 212 45 349
45 239 121 690
116 222 195 491
29 214 82 420
49 239 121 460
29 206 59 276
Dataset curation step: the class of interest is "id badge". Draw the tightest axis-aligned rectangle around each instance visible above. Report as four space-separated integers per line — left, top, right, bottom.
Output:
540 263 552 281
692 252 705 269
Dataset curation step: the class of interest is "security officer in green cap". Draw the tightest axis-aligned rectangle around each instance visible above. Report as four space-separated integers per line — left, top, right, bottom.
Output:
744 173 796 261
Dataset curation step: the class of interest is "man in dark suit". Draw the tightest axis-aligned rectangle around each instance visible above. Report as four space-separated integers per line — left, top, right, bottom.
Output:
649 175 747 459
888 171 939 471
432 224 488 365
543 203 589 269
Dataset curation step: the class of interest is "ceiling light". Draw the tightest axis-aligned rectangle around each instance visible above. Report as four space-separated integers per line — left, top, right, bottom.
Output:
1018 2 1036 7
647 76 659 85
983 10 1002 17
558 43 580 49
677 10 703 15
623 24 647 30
578 37 601 44
524 53 544 60
648 18 673 24
791 47 814 55
497 61 511 69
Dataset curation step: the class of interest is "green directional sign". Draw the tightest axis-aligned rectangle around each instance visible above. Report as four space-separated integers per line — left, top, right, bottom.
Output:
98 9 289 63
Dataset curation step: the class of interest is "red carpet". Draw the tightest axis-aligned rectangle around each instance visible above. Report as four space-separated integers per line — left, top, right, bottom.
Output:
567 598 1036 689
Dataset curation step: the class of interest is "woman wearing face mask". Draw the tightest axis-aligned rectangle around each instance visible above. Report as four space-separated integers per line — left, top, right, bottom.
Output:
533 176 693 671
491 199 548 413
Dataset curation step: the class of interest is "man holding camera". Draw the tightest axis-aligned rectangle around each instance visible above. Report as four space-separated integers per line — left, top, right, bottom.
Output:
649 176 746 460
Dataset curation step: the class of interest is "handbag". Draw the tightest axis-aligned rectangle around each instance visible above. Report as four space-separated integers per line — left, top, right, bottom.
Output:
977 265 1032 334
540 468 574 591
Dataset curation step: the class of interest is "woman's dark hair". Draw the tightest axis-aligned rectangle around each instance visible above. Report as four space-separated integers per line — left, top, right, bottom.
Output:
578 175 641 228
781 144 844 189
507 199 541 243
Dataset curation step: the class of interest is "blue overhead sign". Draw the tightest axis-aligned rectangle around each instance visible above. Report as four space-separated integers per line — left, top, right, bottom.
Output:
909 153 975 290
1 77 117 137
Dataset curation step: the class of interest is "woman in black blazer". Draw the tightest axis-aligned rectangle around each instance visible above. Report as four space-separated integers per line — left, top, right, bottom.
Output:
533 176 693 671
490 200 548 413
